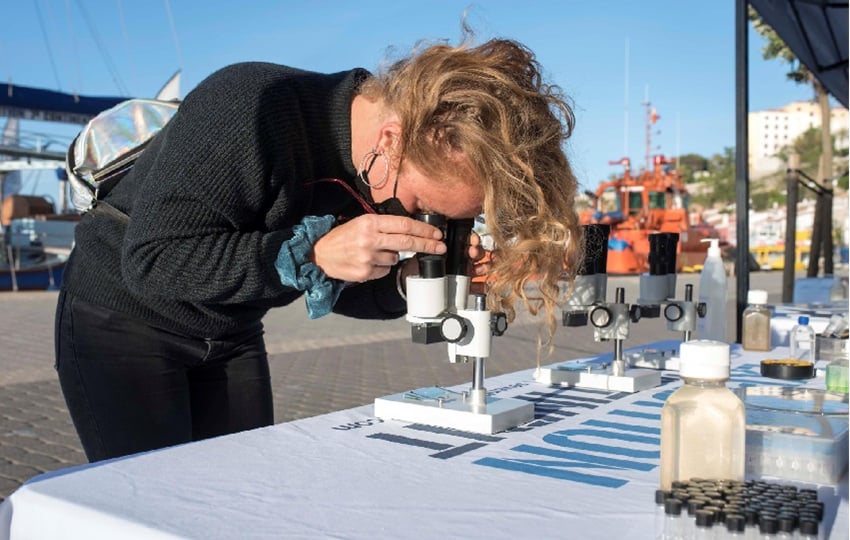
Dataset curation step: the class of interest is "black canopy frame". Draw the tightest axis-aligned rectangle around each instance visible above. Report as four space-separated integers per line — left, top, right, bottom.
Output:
734 0 848 341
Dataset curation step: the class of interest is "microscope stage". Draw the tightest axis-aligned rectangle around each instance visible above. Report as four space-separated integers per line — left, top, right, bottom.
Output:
374 389 534 434
534 365 661 393
626 349 680 371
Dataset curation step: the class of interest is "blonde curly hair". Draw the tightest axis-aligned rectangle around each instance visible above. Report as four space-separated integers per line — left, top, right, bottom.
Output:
360 31 583 343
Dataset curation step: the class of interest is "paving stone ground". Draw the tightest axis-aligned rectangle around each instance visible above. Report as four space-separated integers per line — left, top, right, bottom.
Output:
0 272 784 501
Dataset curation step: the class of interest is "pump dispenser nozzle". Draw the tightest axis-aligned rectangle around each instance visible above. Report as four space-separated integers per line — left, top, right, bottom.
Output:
700 238 721 258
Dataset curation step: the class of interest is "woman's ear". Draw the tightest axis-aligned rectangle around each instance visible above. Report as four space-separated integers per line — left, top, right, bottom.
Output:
376 118 403 169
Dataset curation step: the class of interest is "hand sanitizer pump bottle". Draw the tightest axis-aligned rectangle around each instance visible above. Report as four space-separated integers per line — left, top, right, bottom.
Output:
696 238 728 342
660 340 745 491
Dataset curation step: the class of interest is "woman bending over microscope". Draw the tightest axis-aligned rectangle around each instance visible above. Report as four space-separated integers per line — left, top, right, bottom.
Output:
55 26 583 462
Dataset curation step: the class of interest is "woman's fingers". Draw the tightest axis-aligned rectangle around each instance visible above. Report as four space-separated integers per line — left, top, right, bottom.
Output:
311 215 446 283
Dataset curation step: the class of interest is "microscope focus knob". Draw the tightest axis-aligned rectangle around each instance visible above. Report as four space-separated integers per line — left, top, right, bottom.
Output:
440 314 468 343
629 304 642 323
589 306 612 328
664 303 683 322
491 312 508 336
696 302 707 318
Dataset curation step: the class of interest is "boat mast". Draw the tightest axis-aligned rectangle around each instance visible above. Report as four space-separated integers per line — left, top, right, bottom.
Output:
642 86 661 172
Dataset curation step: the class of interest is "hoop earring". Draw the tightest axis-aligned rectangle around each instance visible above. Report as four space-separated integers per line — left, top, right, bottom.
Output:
357 148 390 189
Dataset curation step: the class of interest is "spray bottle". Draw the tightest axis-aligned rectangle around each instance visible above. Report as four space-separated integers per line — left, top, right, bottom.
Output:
696 238 727 342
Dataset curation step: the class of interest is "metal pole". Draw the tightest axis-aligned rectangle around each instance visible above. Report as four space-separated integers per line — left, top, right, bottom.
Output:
807 168 824 278
783 154 799 303
824 186 834 275
734 0 750 344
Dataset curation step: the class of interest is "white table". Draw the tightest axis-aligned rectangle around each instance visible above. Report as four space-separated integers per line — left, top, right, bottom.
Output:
1 344 847 540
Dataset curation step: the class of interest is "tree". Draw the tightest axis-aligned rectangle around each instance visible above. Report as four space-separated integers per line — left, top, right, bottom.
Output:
750 7 838 275
749 8 833 185
692 147 736 207
677 153 710 183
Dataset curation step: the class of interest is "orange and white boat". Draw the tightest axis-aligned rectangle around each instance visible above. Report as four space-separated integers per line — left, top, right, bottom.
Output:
580 155 721 274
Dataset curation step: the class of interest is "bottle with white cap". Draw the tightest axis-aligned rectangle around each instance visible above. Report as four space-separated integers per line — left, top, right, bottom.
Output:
789 316 815 363
660 340 745 491
696 238 728 342
742 289 771 351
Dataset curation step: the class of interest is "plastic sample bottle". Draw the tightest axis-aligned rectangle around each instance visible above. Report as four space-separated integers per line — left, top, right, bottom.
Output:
789 316 815 362
696 238 728 342
660 340 745 491
742 289 771 351
826 355 849 393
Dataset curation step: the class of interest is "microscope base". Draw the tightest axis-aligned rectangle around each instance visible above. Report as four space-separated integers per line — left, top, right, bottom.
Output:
535 366 661 393
626 350 680 371
374 390 534 434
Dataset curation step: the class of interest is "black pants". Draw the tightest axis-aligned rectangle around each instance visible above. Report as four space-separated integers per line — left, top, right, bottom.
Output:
55 290 274 462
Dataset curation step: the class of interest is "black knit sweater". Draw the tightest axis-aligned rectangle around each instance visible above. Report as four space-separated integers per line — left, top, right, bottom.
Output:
63 62 406 338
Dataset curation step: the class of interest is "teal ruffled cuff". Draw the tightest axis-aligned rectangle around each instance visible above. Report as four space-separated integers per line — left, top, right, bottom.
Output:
274 215 345 319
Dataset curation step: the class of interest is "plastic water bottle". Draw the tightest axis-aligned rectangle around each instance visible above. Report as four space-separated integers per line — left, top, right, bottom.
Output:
789 316 815 363
696 238 728 342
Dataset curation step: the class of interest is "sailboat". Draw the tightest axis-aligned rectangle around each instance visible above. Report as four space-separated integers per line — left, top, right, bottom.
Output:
0 115 70 291
0 72 180 291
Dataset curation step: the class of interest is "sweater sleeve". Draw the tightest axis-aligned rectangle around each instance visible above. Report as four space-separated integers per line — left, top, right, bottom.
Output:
331 264 407 319
120 64 302 304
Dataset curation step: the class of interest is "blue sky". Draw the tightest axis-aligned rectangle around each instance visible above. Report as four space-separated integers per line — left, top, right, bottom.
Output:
3 1 817 197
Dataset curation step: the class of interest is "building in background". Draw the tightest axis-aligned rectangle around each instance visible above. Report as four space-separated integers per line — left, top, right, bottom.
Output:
748 101 849 178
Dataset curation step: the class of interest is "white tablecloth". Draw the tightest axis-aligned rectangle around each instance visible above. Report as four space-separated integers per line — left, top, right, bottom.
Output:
1 344 847 540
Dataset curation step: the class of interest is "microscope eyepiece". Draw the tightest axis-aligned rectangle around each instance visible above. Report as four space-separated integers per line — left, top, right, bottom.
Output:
413 213 448 278
418 257 445 279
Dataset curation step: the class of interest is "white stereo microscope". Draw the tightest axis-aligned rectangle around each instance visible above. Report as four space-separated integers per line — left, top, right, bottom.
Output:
373 214 534 434
535 227 702 391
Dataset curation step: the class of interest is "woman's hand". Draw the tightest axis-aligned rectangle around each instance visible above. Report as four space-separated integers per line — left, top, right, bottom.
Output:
468 231 491 279
311 214 445 282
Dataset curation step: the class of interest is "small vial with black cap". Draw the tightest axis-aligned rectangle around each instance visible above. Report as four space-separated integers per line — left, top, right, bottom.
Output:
654 489 669 539
692 509 715 540
798 518 819 540
725 513 746 538
758 514 779 538
662 497 685 540
776 514 796 539
743 507 760 540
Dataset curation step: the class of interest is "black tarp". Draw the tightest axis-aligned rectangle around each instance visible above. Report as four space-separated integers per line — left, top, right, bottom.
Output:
749 0 849 107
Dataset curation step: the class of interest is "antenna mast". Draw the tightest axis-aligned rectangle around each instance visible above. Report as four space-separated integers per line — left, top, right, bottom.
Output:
641 85 659 171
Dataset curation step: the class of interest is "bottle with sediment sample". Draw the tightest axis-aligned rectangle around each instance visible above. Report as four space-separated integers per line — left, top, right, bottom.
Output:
660 340 745 491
